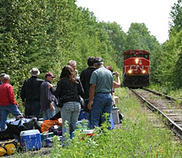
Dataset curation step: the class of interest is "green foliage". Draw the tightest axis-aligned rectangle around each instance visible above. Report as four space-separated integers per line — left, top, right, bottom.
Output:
152 0 182 90
0 0 118 101
125 23 160 51
100 22 127 68
170 0 182 32
1 0 181 105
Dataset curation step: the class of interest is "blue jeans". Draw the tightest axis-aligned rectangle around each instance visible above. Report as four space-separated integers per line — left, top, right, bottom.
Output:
61 101 81 139
25 101 41 119
0 104 22 131
90 93 113 129
43 108 56 120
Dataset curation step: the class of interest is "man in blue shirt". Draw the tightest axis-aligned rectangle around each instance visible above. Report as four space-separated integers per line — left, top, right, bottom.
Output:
88 57 113 129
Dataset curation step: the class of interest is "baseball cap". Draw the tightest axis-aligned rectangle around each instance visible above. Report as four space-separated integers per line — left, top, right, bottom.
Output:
45 72 54 78
94 57 103 64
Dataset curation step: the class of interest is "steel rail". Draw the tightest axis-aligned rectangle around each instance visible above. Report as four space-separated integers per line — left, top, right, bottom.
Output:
131 88 182 140
142 88 177 101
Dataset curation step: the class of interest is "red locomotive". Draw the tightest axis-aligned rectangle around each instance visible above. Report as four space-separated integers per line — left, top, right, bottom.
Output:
123 49 150 88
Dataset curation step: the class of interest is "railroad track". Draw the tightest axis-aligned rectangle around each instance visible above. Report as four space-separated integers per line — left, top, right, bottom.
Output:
130 88 182 139
142 88 177 101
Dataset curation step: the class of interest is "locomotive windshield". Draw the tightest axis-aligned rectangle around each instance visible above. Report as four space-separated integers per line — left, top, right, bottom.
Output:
124 50 149 60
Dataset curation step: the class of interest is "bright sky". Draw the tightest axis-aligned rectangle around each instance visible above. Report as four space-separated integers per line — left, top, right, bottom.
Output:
76 0 177 43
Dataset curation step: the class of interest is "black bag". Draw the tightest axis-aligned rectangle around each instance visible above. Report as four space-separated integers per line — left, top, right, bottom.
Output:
6 118 39 136
50 112 61 120
0 128 15 140
0 118 40 140
79 96 87 110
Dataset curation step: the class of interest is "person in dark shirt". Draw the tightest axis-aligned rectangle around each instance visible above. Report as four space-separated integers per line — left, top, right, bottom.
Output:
40 72 58 120
20 68 43 119
53 65 84 141
80 57 96 110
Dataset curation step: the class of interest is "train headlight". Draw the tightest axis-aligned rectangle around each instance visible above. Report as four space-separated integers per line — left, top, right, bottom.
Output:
135 58 139 64
142 70 146 74
128 69 133 74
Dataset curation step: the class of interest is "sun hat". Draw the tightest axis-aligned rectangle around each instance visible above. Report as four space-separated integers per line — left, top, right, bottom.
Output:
30 68 40 76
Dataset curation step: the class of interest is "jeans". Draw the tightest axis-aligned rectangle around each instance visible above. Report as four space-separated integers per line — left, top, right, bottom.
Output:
0 104 22 131
25 101 41 119
43 108 56 120
90 93 113 129
61 101 81 140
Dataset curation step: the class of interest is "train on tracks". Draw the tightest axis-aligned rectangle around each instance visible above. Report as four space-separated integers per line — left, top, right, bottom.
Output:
123 49 150 88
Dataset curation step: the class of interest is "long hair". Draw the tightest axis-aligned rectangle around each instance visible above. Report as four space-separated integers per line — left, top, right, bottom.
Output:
60 65 77 83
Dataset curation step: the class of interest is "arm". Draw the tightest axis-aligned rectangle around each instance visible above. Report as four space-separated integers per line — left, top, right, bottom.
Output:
87 84 96 110
46 83 54 111
113 72 121 88
52 80 62 98
8 85 18 106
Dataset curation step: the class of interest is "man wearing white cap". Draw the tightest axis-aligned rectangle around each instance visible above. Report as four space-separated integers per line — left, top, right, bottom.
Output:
20 68 43 119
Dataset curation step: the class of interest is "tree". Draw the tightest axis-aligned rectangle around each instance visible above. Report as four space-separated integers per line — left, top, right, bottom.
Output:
100 22 127 68
170 0 182 33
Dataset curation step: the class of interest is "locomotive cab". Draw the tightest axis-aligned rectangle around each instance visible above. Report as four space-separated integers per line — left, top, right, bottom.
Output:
123 50 150 88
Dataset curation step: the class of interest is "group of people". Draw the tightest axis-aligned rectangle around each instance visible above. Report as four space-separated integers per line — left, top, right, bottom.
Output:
0 57 121 139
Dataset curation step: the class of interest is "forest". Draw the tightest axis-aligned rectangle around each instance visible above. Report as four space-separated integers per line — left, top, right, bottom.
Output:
0 0 182 97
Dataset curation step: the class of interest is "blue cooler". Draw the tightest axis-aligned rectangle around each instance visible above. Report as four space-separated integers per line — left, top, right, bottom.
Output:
20 129 42 150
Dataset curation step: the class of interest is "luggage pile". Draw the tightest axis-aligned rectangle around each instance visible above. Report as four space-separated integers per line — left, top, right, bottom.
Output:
0 105 123 157
0 116 63 157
